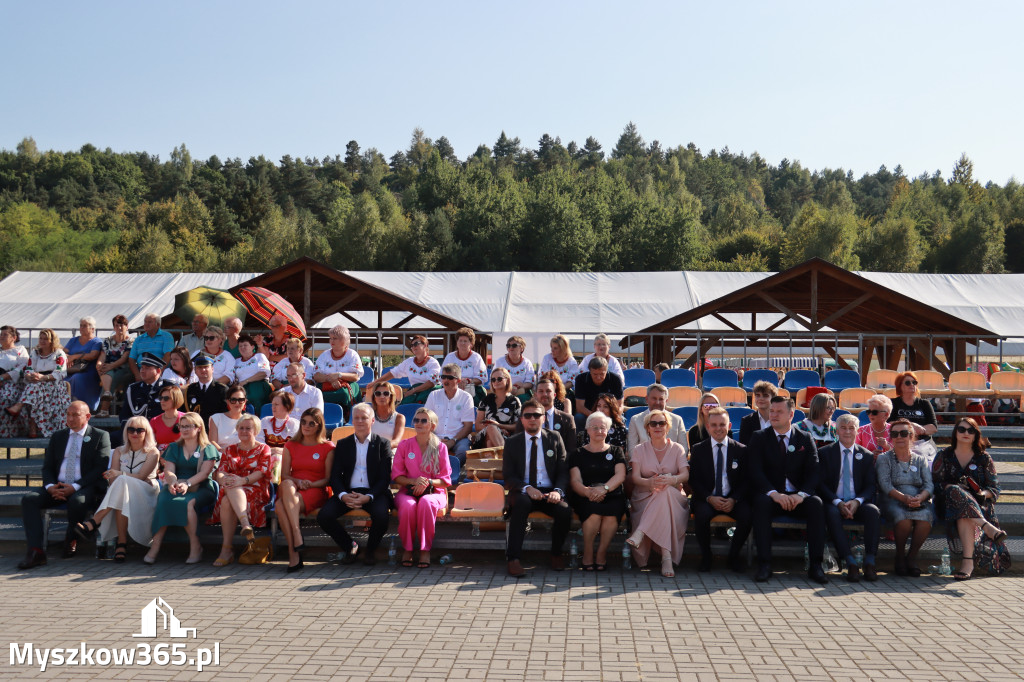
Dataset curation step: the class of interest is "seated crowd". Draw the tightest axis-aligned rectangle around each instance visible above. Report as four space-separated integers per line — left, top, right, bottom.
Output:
6 321 1011 584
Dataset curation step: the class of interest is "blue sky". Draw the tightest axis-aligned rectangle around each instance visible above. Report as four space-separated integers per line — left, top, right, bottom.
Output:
1 1 1020 184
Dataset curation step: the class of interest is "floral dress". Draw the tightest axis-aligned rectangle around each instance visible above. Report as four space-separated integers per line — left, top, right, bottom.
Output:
11 349 72 437
210 442 274 527
932 446 1000 547
0 344 29 437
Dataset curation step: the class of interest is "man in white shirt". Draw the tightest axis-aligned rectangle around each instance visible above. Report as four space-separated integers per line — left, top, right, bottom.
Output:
627 383 686 451
271 338 314 390
283 362 324 419
424 364 475 482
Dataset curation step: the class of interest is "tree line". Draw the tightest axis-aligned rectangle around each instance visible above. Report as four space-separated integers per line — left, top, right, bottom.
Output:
1 124 1021 279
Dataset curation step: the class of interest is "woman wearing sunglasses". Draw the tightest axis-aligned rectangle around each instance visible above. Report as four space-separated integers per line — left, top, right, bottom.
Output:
687 392 721 449
855 394 892 460
209 383 248 450
190 325 235 385
391 407 451 568
888 371 938 462
628 409 689 578
146 412 220 564
369 381 406 450
493 335 535 397
876 418 934 576
151 385 186 454
211 413 274 567
74 417 160 563
933 418 1007 580
475 367 521 448
277 407 334 571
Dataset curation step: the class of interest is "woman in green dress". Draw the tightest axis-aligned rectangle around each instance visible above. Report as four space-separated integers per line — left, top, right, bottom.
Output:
145 411 220 565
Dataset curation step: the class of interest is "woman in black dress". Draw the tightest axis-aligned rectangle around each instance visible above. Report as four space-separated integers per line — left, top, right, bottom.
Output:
888 371 938 461
933 417 1007 580
577 393 628 451
569 412 627 571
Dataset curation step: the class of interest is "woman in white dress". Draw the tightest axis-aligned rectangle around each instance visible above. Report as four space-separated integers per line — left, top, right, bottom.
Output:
73 416 159 562
209 383 247 450
0 325 30 438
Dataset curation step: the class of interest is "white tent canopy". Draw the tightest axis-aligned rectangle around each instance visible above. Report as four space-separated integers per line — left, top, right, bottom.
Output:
2 268 1024 351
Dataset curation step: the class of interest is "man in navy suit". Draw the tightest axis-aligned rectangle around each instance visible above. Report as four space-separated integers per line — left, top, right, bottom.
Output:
749 397 828 584
317 403 393 565
689 408 752 572
817 413 880 582
18 401 110 569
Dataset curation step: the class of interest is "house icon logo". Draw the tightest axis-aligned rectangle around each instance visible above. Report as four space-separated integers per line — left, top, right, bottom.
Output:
133 597 197 639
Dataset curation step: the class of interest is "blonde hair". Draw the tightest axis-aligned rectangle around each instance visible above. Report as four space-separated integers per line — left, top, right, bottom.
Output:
550 334 570 358
696 392 721 430
488 366 512 393
235 413 261 435
121 416 158 453
176 412 211 450
415 407 442 475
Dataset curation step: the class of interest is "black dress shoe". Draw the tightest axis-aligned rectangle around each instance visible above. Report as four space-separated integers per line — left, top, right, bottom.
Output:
363 548 378 566
862 564 878 582
846 563 861 583
808 565 829 584
728 555 746 573
754 564 772 582
697 555 712 572
62 539 77 559
17 548 47 570
340 542 360 565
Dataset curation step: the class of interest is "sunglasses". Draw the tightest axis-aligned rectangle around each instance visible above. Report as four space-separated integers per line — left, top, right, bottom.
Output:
227 397 246 404
867 409 887 416
203 335 219 341
126 427 146 435
301 420 319 427
411 417 430 424
522 412 545 420
373 390 391 397
409 341 424 348
159 395 173 402
890 430 912 438
440 374 458 381
490 376 505 382
702 403 719 408
506 343 519 349
648 420 668 428
955 425 978 435
903 380 918 386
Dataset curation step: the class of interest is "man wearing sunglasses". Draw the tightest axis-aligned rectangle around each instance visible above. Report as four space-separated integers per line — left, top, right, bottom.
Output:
424 364 475 482
518 378 576 458
749 396 828 584
503 399 573 577
817 414 880 582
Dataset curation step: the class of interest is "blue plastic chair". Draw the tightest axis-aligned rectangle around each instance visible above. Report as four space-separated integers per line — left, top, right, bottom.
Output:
323 403 344 431
623 368 656 388
742 369 780 391
858 410 871 426
390 377 411 389
823 369 861 392
244 403 256 415
673 406 699 430
396 403 421 422
726 407 753 439
702 368 739 390
260 403 273 419
358 365 375 387
793 409 806 424
783 369 821 393
832 408 851 421
660 368 696 388
623 406 647 425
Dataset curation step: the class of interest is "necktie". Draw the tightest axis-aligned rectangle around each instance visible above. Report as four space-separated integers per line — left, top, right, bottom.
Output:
778 434 787 456
66 432 82 484
842 448 854 501
529 436 538 488
547 411 554 431
714 443 725 497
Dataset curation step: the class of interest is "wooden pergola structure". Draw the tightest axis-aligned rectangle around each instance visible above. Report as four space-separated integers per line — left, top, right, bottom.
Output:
162 257 484 354
622 259 999 383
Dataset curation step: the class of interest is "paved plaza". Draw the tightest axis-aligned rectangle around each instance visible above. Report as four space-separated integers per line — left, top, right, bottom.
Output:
1 546 1022 682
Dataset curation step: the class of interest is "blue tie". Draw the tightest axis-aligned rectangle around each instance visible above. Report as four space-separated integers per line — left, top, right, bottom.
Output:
842 448 854 501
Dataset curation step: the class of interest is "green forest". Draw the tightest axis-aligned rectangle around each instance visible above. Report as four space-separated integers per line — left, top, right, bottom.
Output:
1 124 1022 279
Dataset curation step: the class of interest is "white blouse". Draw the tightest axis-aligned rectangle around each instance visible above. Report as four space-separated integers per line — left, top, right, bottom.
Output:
13 348 69 382
191 349 235 383
0 345 29 377
493 354 536 388
442 351 487 385
579 353 625 383
390 356 441 386
234 353 271 383
538 353 580 387
314 348 364 381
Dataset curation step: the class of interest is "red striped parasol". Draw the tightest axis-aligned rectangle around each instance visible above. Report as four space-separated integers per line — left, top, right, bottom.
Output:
235 286 307 340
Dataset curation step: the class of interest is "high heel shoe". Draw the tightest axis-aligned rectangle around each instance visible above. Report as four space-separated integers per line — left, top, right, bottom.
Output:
113 543 128 563
241 526 255 543
286 559 304 574
185 548 203 564
626 530 645 549
74 517 99 541
661 552 675 578
953 556 974 581
986 522 1008 544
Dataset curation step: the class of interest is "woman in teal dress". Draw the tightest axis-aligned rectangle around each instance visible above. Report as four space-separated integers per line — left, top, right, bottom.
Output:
145 411 220 565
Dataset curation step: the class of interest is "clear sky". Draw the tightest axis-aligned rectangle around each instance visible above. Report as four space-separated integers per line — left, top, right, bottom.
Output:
2 1 1020 184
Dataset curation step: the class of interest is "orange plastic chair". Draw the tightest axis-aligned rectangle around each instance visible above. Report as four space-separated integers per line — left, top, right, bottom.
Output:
450 482 506 519
866 369 898 391
989 371 1024 397
838 388 877 414
623 386 647 400
916 370 951 397
331 425 355 441
713 386 748 407
949 371 994 397
665 386 703 408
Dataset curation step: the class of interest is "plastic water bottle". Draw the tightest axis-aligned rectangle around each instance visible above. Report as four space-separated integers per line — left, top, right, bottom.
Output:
824 546 839 574
387 537 397 566
852 546 864 568
803 544 810 570
569 537 579 569
621 542 632 570
940 548 951 576
726 526 736 538
439 554 453 565
326 551 340 561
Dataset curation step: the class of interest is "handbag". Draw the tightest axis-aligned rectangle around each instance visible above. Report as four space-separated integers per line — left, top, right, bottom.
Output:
238 537 273 565
974 534 1011 576
66 360 88 376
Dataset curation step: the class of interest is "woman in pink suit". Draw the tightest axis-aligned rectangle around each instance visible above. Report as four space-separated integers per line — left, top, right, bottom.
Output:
391 407 451 568
626 409 689 577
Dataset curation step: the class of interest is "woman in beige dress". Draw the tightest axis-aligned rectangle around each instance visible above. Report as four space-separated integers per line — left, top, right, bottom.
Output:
627 409 689 577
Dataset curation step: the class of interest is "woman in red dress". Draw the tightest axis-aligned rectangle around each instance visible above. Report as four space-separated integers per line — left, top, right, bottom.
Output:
277 407 334 571
150 385 185 454
211 413 274 567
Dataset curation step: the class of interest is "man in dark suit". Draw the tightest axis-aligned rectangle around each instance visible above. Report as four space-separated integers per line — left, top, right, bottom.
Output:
119 352 172 422
18 401 111 569
186 355 229 426
749 396 828 584
517 377 576 458
504 399 572 577
738 380 777 445
817 413 880 582
689 407 752 572
317 403 394 566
